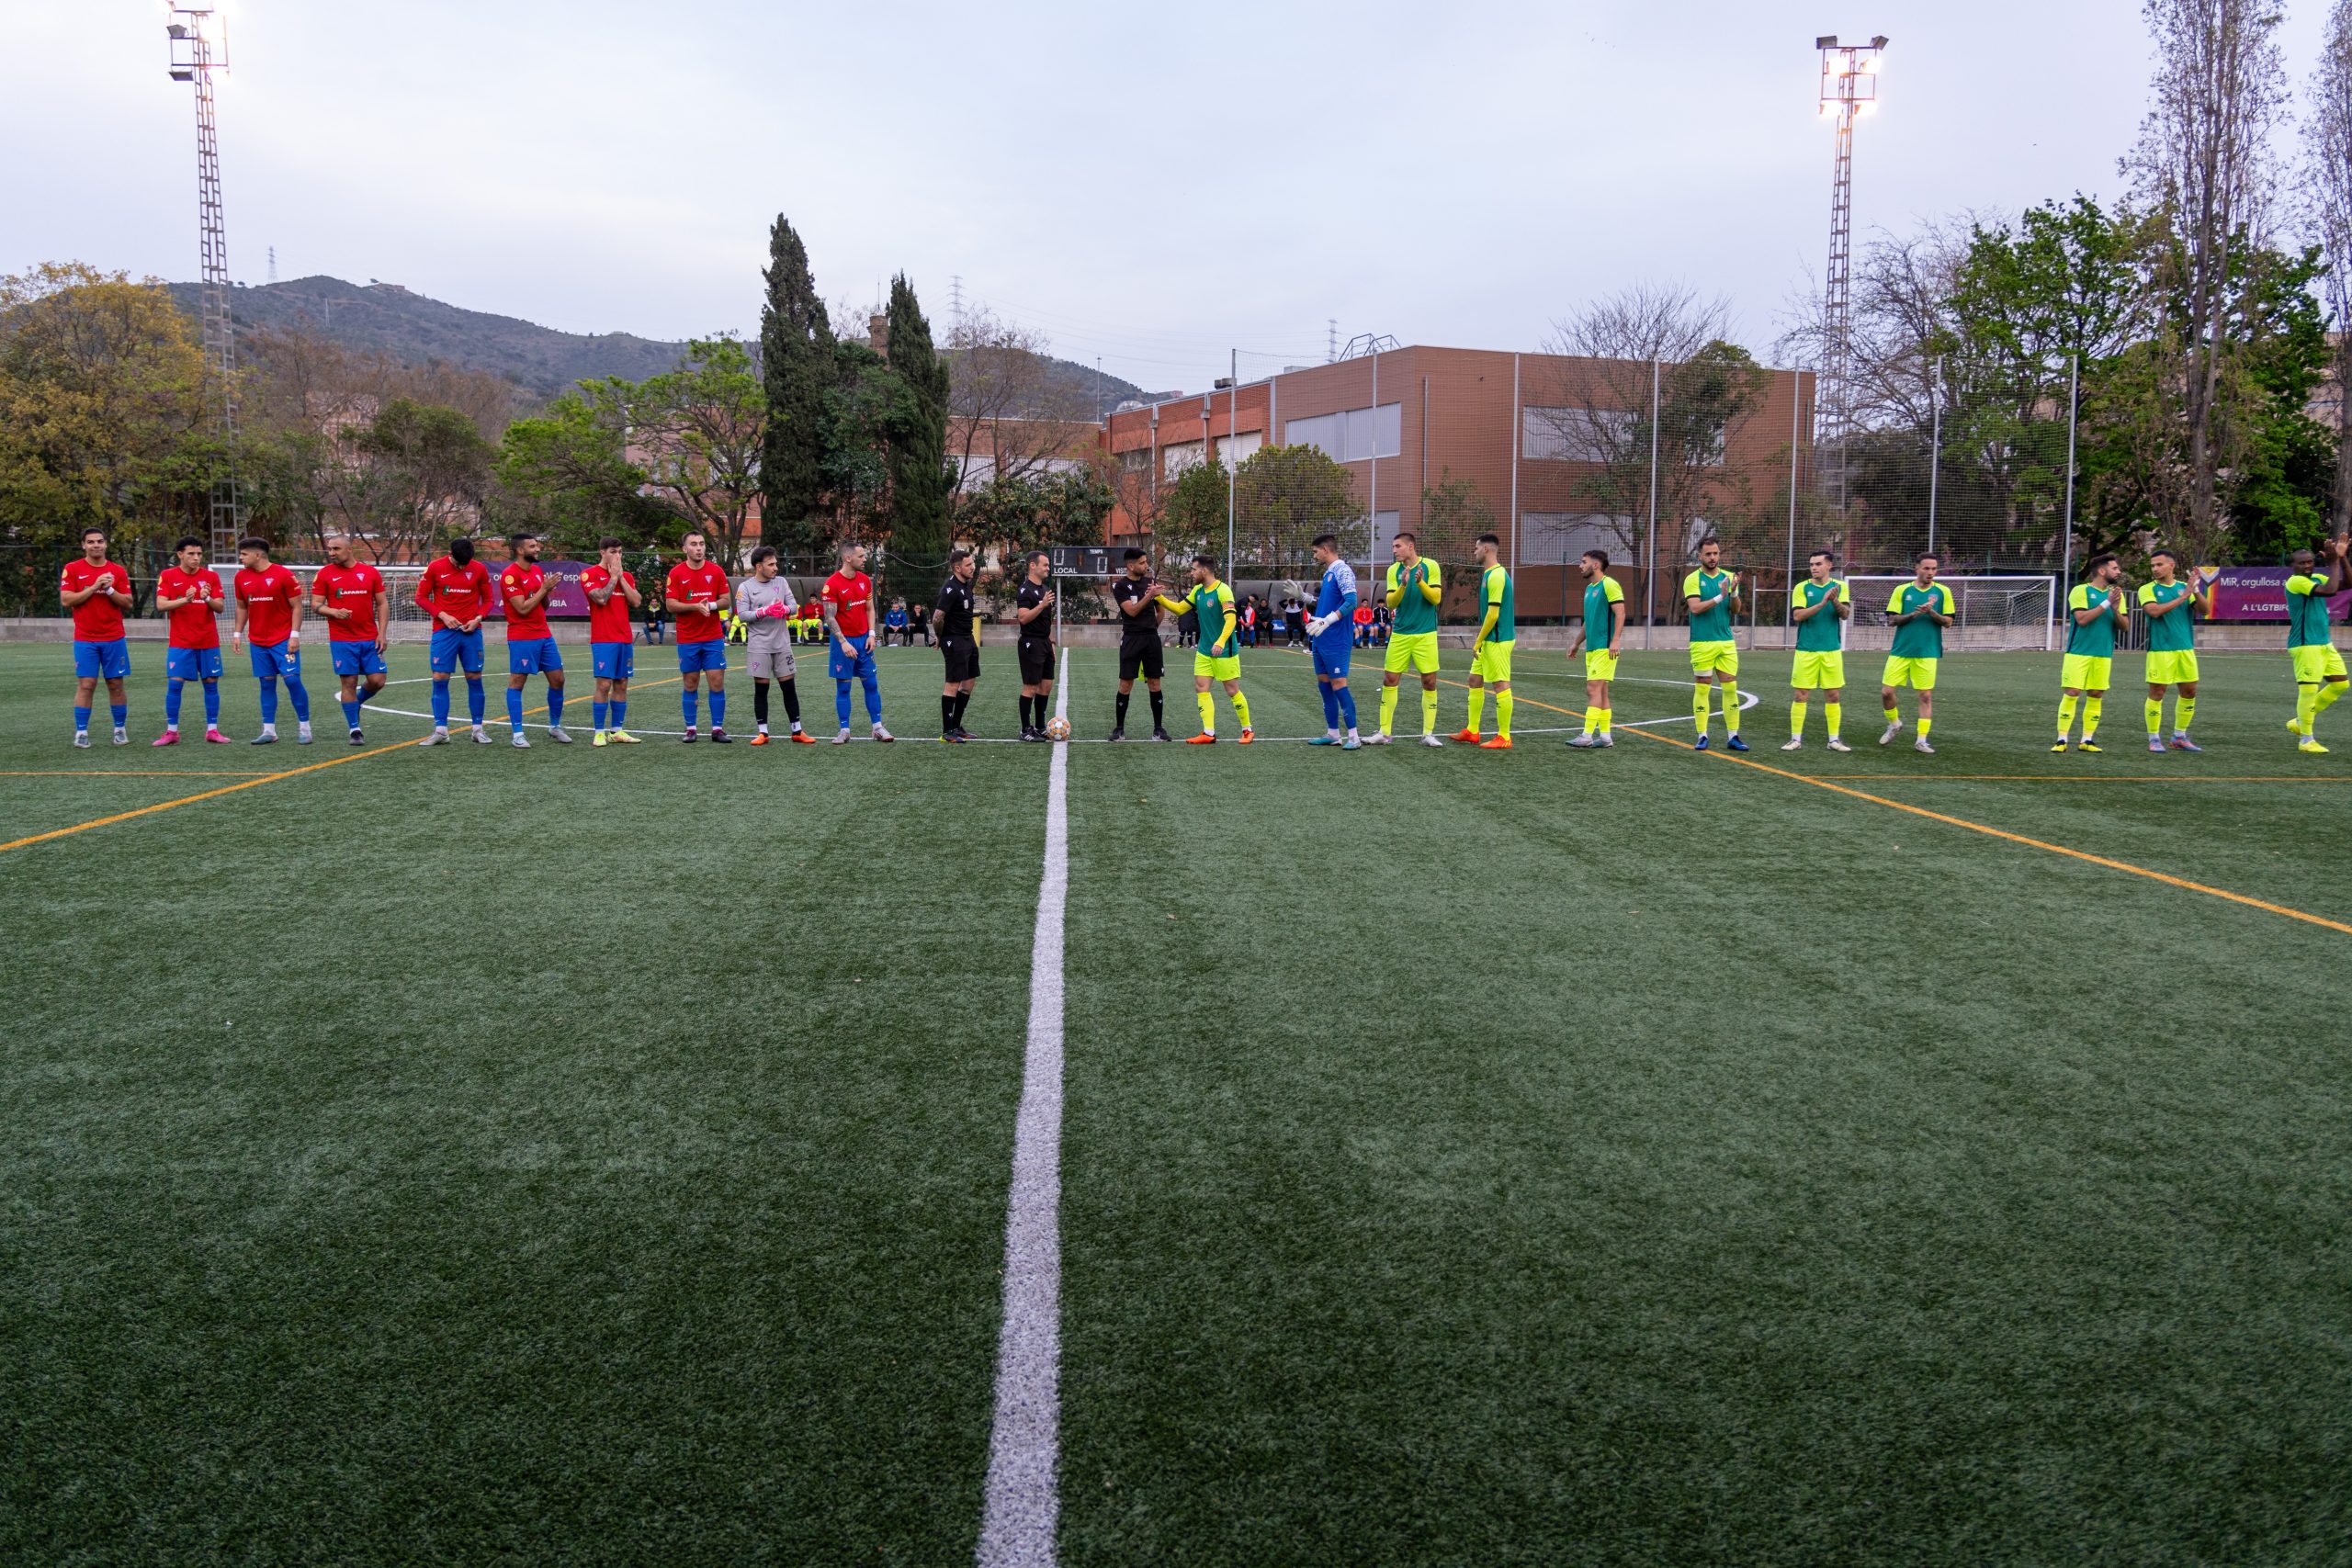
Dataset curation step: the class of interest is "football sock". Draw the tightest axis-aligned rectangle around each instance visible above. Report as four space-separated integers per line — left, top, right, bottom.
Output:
2081 694 2103 739
953 690 971 728
260 678 280 725
1419 686 1436 735
2145 697 2164 738
611 699 628 728
1883 703 1901 726
507 687 526 731
1232 690 1252 729
1496 689 1513 739
1378 685 1398 734
708 689 725 728
1465 687 1487 733
2056 693 2079 738
781 679 801 725
1825 700 1841 739
1721 682 1739 733
861 671 882 721
111 702 127 729
2177 696 2195 733
203 681 220 725
1334 687 1354 728
1595 705 1612 736
1018 694 1032 729
1196 690 1216 734
835 680 852 725
1116 690 1132 728
1582 708 1598 736
1918 716 1934 740
548 686 564 726
165 681 184 727
683 690 699 728
593 700 609 730
2321 681 2347 715
286 676 311 724
74 705 91 731
431 681 449 727
1790 699 1807 739
463 677 482 725
1319 683 1339 728
1692 684 1712 735
341 697 360 728
754 683 771 727
942 694 956 730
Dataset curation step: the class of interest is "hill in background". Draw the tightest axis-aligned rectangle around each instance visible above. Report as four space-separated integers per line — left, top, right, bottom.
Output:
173 276 1151 411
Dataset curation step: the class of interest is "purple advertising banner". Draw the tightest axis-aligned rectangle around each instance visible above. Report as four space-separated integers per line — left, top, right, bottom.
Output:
2207 565 2352 623
487 558 595 618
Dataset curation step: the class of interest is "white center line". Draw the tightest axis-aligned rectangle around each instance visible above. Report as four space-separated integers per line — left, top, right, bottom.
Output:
977 647 1070 1568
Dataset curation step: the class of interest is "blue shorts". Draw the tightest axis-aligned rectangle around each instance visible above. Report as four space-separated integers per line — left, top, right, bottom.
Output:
828 635 876 681
1312 640 1353 680
248 641 301 681
330 642 388 678
429 626 486 675
676 639 727 674
166 647 224 682
74 638 131 681
507 636 563 675
592 642 636 682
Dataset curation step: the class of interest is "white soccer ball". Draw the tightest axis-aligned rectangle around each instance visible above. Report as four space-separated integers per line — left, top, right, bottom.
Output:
1044 716 1071 741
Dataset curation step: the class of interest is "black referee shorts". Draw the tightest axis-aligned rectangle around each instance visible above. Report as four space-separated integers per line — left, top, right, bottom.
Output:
1018 637 1055 685
942 637 980 683
1117 638 1165 682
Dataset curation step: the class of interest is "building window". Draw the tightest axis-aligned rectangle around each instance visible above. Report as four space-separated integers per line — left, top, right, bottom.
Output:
1521 513 1635 562
1121 448 1151 473
1162 440 1205 480
1523 407 1634 462
1283 403 1401 463
1214 431 1263 469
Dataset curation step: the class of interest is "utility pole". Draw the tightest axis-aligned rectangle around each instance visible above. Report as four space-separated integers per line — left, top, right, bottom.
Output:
1816 33 1888 531
166 6 243 561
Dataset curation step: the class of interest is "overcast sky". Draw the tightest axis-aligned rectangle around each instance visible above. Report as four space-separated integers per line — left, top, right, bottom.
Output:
12 2 2336 394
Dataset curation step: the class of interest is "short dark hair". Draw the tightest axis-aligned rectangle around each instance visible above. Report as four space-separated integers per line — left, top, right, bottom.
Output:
80 527 107 544
1698 535 1723 551
1476 533 1500 549
1809 548 1836 565
1311 533 1338 550
238 536 270 555
175 535 204 553
2151 547 2179 565
598 536 623 551
1581 549 1610 570
683 529 706 543
509 531 538 547
749 545 775 567
839 537 862 555
1026 549 1049 567
1917 551 1940 566
1394 531 1417 546
2086 551 2118 574
1123 547 1147 562
1193 554 1218 570
950 546 974 563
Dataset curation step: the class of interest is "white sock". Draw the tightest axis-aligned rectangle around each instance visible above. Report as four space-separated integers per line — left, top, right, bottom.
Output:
757 722 769 735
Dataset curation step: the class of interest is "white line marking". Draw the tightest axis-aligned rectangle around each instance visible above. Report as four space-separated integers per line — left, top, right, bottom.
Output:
977 646 1069 1568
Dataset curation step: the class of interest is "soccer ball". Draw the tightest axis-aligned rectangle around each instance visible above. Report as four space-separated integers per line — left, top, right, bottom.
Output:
1044 716 1071 741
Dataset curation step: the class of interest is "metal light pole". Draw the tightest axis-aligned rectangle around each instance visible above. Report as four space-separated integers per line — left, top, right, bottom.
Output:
2058 353 2079 652
1785 371 1804 637
1925 357 1941 556
166 5 243 560
1226 349 1238 581
1817 33 1888 532
1644 356 1660 649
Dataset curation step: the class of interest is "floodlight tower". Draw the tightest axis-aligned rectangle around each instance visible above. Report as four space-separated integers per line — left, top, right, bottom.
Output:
1816 33 1886 523
166 5 243 558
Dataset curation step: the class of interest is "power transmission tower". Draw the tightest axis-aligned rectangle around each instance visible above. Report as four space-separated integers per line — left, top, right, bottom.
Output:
167 6 243 559
267 244 277 284
1815 34 1887 527
1327 319 1338 363
950 274 965 344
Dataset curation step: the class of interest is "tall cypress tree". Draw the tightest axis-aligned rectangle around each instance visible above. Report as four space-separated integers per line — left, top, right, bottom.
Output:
883 273 952 561
758 215 833 555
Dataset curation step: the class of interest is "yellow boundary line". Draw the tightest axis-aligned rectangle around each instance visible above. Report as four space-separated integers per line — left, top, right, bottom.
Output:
1449 679 2352 938
2 676 681 857
1811 773 2352 784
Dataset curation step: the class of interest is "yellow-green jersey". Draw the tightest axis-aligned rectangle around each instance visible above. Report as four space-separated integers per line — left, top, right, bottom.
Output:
1583 575 1624 648
1793 577 1849 652
1189 581 1238 656
1887 581 1954 659
1683 569 1735 641
1476 564 1514 643
1385 558 1442 636
2287 573 2336 647
2138 580 2197 652
2065 583 2121 658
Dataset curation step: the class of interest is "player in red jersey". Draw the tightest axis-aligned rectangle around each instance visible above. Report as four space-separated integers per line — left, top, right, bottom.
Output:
582 536 644 746
413 537 494 745
231 536 313 745
61 526 134 746
311 535 389 744
153 535 229 744
664 531 732 742
821 539 892 743
498 531 571 747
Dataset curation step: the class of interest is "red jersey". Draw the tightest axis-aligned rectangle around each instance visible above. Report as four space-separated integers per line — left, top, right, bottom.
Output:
582 566 637 644
822 570 875 638
312 561 385 643
157 566 224 649
417 555 492 626
666 560 729 642
61 558 130 641
235 563 303 646
499 561 551 640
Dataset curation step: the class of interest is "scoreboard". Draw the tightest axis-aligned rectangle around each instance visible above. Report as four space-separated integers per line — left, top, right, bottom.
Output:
1047 546 1119 578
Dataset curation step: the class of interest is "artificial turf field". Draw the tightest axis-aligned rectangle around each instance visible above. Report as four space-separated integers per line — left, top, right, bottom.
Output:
3 635 2348 1566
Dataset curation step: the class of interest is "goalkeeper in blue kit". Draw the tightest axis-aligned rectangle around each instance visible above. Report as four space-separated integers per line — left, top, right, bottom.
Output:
1305 532 1363 750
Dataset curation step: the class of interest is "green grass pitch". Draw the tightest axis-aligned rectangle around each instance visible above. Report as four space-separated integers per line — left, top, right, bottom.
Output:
2 637 2347 1564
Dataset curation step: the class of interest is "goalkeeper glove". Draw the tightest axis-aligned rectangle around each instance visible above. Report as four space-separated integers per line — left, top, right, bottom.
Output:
1306 613 1335 637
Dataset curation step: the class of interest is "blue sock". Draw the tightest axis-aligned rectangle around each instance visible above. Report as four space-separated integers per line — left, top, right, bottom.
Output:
432 680 450 727
74 705 91 731
259 679 279 725
861 671 882 722
683 690 699 728
285 676 310 724
341 698 360 728
507 686 526 731
166 681 185 727
835 681 852 725
111 703 127 729
548 686 564 726
593 700 608 730
465 677 484 724
1319 682 1340 728
1338 687 1358 728
203 682 220 725
708 689 726 728
612 699 628 728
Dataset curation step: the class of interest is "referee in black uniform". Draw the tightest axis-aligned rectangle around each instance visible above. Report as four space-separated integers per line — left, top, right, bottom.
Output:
933 547 981 742
1111 547 1172 741
1014 549 1057 741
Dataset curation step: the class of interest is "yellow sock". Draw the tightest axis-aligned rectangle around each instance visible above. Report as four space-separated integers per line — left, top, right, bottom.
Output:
2144 698 2163 737
1496 689 1513 739
1231 689 1251 730
1581 707 1598 735
1825 701 1841 739
1421 686 1438 736
1693 684 1713 735
2082 695 2103 739
1196 690 1215 734
2321 681 2346 715
2177 696 2195 732
1721 683 1740 735
1378 684 1397 735
1466 687 1487 732
2057 693 2078 738
1883 704 1900 726
1790 699 1808 739
1918 716 1933 740
1596 705 1612 736
2298 683 2320 735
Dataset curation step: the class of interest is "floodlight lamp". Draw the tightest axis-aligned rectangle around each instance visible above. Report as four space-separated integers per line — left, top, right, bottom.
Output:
1871 35 1888 48
1816 34 1838 47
